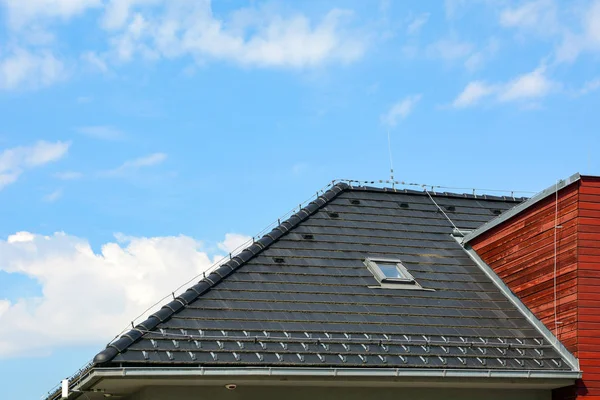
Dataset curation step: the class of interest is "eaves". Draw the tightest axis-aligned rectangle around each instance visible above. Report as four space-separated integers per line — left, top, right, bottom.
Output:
59 366 582 399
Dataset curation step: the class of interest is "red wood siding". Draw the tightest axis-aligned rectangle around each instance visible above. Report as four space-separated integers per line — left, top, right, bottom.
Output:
577 177 600 399
471 176 600 400
471 182 579 352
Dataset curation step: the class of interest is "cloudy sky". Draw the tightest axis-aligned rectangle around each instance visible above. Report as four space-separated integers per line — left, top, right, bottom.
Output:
1 0 599 398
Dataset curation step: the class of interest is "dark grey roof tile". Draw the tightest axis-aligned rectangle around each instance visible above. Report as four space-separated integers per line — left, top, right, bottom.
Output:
92 185 572 372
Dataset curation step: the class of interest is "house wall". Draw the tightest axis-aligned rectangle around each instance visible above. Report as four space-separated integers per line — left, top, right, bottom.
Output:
470 176 600 400
470 181 579 352
129 385 552 400
577 176 600 400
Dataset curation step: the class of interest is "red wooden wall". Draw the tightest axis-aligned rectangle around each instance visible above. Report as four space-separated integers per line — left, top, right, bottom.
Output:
578 176 600 399
470 182 579 351
470 176 600 400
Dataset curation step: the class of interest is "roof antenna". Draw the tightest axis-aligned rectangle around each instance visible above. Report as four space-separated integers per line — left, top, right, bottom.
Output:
387 128 395 189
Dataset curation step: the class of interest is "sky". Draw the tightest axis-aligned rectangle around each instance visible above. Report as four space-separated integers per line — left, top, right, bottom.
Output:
0 0 599 398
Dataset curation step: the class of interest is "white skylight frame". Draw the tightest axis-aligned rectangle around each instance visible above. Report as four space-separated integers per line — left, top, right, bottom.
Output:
364 258 416 284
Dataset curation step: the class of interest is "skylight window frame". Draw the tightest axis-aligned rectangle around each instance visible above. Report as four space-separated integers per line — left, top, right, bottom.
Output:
364 258 416 285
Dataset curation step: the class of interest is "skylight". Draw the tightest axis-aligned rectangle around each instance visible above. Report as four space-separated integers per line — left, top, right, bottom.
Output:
364 258 416 284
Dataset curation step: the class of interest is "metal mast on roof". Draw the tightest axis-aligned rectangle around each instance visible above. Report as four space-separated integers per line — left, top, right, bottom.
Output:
387 128 395 189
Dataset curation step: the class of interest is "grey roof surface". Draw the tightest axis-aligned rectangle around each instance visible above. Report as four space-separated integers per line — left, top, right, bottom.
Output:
93 184 571 371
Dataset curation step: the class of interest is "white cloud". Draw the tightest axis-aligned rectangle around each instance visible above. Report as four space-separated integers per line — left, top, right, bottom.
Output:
76 125 125 141
555 0 600 63
586 1 600 45
122 153 166 168
1 0 102 28
0 48 65 90
0 1 366 92
380 95 422 127
406 13 429 35
54 171 83 180
445 0 497 20
102 0 161 31
0 231 246 357
498 66 555 102
499 0 558 34
451 66 557 108
426 37 473 61
556 32 584 64
452 81 496 108
217 233 252 256
423 32 495 71
103 152 167 176
42 189 62 202
8 231 36 243
464 53 483 72
464 38 499 72
578 78 600 95
81 51 108 72
0 301 9 319
444 0 468 19
0 141 70 190
24 142 70 166
498 0 600 64
102 2 366 69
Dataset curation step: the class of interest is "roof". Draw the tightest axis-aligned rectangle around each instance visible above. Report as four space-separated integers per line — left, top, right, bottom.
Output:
88 183 576 374
462 173 582 243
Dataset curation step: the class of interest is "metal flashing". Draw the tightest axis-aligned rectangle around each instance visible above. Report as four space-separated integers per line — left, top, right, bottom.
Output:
456 237 580 372
462 173 581 243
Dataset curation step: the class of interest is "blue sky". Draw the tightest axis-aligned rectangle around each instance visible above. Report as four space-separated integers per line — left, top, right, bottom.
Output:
0 0 599 398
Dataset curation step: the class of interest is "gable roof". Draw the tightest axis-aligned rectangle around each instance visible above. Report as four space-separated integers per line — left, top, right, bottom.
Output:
88 183 576 374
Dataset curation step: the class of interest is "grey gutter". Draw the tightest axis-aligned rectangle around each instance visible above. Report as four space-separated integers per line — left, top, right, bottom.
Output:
51 365 583 400
457 238 580 372
54 366 583 399
462 173 581 243
93 366 582 379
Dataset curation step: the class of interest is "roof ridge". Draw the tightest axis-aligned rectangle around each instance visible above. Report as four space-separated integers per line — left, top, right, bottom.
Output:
92 182 350 365
344 185 527 202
